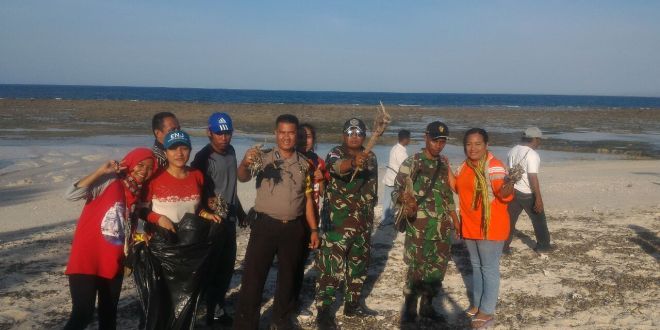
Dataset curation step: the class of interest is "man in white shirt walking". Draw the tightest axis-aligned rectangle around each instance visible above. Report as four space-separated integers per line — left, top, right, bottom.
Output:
381 130 410 224
504 127 552 254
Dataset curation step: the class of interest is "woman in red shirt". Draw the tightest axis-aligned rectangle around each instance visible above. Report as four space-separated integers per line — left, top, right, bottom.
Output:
139 130 219 329
145 130 220 230
64 148 156 330
449 128 513 329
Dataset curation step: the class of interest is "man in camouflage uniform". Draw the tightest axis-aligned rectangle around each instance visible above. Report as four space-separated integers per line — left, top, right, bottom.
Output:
392 121 459 324
315 118 378 329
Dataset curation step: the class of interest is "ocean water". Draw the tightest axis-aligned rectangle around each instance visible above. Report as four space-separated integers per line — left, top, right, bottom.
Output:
2 84 660 108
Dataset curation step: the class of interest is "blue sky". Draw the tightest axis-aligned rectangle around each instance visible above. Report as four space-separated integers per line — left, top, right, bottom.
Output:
1 0 659 96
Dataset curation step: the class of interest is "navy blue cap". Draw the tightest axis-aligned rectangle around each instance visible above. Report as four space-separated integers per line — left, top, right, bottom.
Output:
164 130 192 149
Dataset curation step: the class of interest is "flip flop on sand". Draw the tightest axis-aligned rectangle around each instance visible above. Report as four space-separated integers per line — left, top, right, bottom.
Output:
471 317 495 329
465 309 478 318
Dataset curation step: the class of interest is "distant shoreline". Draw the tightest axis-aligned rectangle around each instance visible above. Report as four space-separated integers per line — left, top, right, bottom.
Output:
1 98 659 158
2 84 660 108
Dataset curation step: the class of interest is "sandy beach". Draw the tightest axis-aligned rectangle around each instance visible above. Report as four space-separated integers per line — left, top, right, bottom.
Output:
3 0 660 328
0 132 658 329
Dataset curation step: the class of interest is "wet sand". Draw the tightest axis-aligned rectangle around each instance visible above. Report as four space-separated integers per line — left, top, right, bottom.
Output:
2 99 660 157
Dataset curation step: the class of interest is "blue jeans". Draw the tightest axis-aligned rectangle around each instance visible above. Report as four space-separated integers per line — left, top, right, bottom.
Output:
464 239 505 314
381 185 394 224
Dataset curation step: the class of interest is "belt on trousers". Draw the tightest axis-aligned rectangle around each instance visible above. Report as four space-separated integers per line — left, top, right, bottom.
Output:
258 212 301 224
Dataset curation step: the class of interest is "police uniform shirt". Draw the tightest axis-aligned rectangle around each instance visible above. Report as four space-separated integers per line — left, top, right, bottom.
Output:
254 147 312 221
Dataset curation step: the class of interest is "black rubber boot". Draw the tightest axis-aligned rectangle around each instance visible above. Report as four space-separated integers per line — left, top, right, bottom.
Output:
205 305 215 326
269 317 300 330
343 301 378 317
206 306 233 327
419 295 445 321
400 294 418 324
316 306 338 330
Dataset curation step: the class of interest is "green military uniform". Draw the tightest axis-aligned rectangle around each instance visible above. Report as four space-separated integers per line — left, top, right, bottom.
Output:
392 150 455 296
315 145 378 307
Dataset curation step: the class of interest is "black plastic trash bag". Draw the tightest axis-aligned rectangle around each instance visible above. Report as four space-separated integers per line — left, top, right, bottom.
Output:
132 213 220 330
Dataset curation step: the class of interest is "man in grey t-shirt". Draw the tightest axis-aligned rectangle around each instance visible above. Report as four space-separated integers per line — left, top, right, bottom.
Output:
191 112 243 327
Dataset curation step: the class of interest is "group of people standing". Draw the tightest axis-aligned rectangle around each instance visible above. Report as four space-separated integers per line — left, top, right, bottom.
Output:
62 108 551 330
382 123 552 329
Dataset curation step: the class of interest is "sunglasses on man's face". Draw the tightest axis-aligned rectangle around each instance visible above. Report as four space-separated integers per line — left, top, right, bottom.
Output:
344 126 366 137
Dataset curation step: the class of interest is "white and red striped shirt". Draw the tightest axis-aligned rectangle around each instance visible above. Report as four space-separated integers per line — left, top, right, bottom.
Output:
146 168 204 224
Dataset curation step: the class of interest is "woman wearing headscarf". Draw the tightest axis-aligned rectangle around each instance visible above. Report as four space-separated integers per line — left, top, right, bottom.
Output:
448 128 514 329
63 148 156 330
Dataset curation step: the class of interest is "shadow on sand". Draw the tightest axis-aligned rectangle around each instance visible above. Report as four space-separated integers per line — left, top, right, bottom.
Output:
0 185 54 207
628 224 659 262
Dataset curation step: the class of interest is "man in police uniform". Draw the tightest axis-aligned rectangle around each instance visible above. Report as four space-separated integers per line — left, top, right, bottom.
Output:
315 118 378 329
234 114 320 330
392 121 459 324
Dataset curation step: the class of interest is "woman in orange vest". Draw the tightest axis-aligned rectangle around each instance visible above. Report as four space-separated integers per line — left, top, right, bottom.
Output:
448 128 513 329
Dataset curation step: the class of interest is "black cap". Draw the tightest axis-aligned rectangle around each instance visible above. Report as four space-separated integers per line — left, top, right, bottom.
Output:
343 118 367 134
425 121 449 140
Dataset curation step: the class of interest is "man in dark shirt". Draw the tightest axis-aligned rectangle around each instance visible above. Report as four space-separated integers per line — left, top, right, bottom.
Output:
151 112 180 169
191 112 242 327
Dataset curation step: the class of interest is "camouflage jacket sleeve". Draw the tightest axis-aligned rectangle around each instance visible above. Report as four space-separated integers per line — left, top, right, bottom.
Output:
392 155 415 207
326 146 350 177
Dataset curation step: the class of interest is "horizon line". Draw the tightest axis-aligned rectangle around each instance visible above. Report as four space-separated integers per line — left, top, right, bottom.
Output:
1 82 659 99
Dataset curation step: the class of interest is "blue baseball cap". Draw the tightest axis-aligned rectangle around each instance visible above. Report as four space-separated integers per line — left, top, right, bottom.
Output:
208 112 233 133
163 130 192 149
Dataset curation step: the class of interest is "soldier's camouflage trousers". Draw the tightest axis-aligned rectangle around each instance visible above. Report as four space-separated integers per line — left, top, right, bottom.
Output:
403 234 451 296
315 226 371 307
